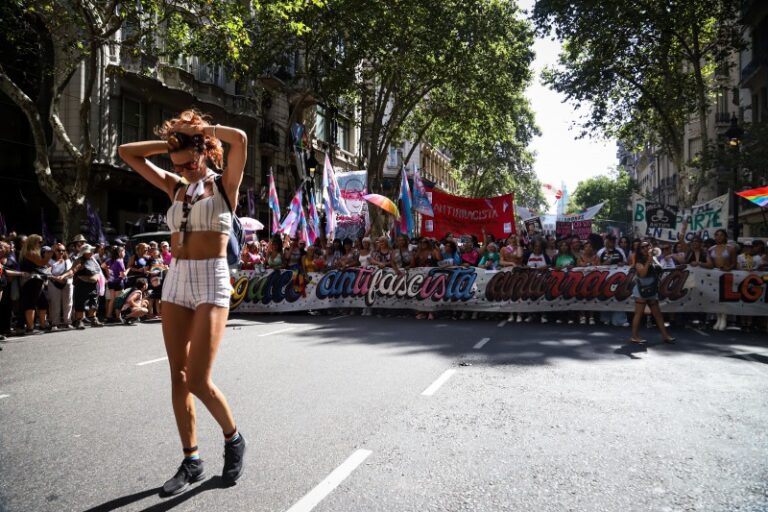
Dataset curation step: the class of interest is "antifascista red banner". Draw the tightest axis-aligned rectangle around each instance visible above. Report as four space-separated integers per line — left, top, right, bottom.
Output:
419 188 516 240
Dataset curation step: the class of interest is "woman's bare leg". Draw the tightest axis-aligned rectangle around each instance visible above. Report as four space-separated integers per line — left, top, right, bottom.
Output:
161 302 196 449
631 301 645 340
185 304 236 434
649 302 671 339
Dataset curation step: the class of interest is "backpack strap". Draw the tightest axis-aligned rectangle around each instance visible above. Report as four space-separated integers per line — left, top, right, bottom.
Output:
172 179 188 201
214 175 235 212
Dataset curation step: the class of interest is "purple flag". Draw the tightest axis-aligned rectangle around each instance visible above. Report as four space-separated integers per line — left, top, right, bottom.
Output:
41 209 54 245
247 188 256 218
86 201 106 244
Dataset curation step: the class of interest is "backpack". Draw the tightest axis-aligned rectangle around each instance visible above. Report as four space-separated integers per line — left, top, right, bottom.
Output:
114 287 135 311
213 176 245 267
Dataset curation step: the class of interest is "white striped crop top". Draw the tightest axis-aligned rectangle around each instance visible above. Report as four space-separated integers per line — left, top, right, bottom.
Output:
167 174 232 234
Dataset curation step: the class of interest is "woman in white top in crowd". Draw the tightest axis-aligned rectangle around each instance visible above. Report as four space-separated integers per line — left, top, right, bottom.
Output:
48 243 74 329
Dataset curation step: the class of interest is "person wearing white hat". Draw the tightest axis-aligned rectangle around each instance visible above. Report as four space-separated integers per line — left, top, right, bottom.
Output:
70 244 103 329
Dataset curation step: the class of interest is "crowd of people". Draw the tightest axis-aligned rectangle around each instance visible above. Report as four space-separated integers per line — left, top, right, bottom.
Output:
1 227 765 340
237 228 767 332
0 232 172 338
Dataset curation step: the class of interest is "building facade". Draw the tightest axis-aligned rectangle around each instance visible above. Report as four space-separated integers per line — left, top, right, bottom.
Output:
738 0 768 237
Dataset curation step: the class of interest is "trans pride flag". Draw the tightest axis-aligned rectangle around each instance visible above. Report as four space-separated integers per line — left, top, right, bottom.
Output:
280 188 304 238
268 172 281 235
399 168 414 237
322 155 350 218
308 190 320 244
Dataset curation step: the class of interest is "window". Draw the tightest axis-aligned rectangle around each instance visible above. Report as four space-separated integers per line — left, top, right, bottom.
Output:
716 89 728 116
388 146 398 166
315 106 327 142
754 94 760 124
336 117 350 152
121 97 145 144
687 137 701 162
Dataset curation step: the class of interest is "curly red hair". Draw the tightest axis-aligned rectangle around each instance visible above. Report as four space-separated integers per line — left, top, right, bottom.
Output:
155 109 224 169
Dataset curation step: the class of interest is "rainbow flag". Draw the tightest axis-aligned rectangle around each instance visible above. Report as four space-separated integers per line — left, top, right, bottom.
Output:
736 186 768 208
268 171 281 234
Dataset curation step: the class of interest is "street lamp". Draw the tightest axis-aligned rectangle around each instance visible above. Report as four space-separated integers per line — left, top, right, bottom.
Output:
725 114 744 240
305 149 319 200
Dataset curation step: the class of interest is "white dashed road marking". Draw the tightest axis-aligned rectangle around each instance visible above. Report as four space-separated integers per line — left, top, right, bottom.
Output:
0 394 9 400
421 369 457 396
329 314 349 321
473 337 490 350
257 327 296 337
135 357 168 366
497 320 507 327
285 449 372 512
693 328 710 337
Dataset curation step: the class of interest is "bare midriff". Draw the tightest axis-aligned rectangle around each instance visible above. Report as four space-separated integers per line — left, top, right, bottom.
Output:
171 231 228 260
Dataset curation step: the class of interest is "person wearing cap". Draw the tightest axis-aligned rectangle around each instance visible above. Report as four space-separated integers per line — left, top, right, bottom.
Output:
70 244 104 329
68 234 88 261
160 241 173 266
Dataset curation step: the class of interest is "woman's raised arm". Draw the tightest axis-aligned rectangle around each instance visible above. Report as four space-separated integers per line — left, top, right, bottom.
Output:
118 140 179 199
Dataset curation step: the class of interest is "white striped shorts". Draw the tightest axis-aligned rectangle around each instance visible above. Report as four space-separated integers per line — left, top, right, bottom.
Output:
162 258 232 310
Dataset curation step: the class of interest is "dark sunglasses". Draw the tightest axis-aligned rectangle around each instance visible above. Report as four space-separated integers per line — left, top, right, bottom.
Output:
173 159 198 172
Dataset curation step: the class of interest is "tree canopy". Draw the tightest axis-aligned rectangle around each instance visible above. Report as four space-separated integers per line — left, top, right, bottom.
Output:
532 0 743 206
568 167 636 226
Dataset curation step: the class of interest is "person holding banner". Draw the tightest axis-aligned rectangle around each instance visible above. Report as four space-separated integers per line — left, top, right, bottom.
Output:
630 241 675 344
500 235 524 268
118 110 247 494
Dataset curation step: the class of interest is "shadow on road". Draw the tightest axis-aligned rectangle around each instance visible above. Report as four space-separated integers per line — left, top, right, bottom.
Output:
269 313 768 369
82 476 226 512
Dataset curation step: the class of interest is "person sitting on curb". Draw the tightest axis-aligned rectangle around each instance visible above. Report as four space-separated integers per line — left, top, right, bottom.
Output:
119 278 150 325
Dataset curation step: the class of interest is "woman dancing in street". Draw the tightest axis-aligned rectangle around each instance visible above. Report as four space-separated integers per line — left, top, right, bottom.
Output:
119 109 246 495
630 241 675 344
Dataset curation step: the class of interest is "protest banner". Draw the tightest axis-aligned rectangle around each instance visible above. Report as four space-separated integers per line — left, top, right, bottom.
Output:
557 202 604 223
555 219 592 239
334 171 369 241
229 266 768 316
555 221 572 238
420 189 515 240
645 203 678 230
572 220 593 238
524 217 543 236
632 193 729 241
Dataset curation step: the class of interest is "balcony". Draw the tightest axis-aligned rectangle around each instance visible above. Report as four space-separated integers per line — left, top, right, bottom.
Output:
715 111 732 126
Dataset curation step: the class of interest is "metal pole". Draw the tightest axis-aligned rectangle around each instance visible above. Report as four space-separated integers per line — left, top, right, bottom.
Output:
733 154 739 241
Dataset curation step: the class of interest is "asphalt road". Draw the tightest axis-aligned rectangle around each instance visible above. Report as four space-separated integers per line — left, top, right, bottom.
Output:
1 313 767 512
